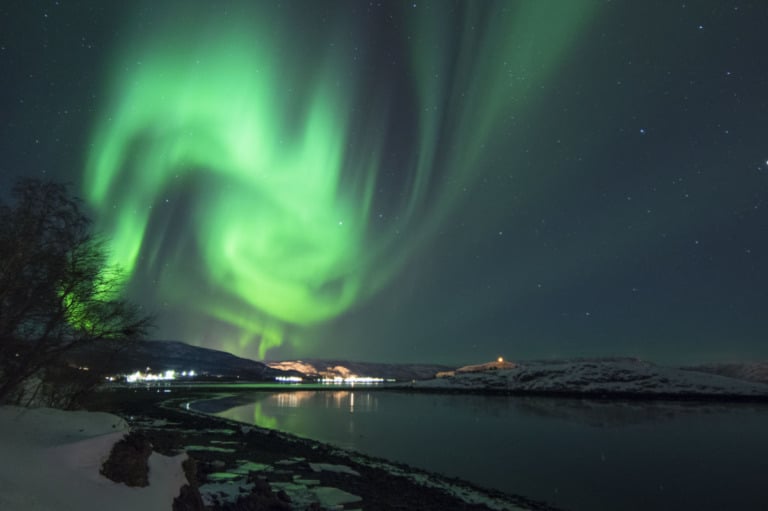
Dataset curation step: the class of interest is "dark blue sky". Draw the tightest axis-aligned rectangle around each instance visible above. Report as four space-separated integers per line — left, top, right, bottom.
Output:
1 1 767 364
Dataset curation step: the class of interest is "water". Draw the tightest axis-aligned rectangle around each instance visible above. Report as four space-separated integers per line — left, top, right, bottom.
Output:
192 390 768 510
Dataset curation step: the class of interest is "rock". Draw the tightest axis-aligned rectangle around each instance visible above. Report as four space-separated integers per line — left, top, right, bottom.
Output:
224 490 292 511
206 476 293 511
275 490 291 503
174 484 205 511
250 478 273 495
100 431 152 487
174 457 205 511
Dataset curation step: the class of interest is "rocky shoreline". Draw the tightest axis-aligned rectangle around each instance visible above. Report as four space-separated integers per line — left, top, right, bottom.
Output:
86 387 561 511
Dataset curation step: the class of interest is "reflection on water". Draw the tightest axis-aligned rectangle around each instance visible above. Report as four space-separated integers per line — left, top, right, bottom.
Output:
215 391 379 440
270 390 378 413
196 391 768 511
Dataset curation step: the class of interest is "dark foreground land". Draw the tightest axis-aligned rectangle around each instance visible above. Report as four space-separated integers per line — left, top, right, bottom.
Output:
85 387 560 511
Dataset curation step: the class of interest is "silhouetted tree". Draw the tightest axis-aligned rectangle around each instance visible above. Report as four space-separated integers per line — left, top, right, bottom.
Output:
0 178 152 406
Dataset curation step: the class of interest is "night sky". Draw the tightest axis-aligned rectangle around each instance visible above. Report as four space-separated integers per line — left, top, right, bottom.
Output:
2 1 767 365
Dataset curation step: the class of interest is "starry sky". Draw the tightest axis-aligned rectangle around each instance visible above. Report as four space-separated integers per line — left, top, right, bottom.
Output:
1 1 767 365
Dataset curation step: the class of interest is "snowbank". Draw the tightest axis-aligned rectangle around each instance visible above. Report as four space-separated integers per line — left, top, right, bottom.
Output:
0 406 187 511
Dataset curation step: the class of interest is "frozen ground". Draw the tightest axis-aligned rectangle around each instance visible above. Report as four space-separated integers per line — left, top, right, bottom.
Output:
0 406 187 511
411 358 768 398
197 456 365 509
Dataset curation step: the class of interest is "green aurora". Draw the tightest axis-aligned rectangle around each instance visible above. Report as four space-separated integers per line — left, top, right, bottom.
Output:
83 1 596 358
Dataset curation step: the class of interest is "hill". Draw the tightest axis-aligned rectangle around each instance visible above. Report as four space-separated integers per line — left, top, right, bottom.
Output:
64 339 277 381
407 358 768 399
682 362 768 385
266 359 453 381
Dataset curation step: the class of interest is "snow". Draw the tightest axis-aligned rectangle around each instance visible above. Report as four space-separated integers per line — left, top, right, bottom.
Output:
0 406 187 511
341 452 530 511
412 358 768 397
309 462 360 476
683 361 768 385
199 479 254 507
268 479 362 509
312 486 362 507
231 461 270 473
193 456 364 509
185 444 236 452
207 472 242 481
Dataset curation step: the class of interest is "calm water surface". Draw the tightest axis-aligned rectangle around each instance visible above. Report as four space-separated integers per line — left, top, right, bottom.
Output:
192 390 768 511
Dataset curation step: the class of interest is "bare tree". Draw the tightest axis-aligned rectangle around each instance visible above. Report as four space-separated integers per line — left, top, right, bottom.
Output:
0 179 152 406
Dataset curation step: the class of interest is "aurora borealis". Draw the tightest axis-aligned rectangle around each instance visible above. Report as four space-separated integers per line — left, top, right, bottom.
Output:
84 11 375 356
2 1 768 363
80 0 594 358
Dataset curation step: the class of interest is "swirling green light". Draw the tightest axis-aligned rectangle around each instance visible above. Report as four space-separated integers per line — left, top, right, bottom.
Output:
84 2 596 358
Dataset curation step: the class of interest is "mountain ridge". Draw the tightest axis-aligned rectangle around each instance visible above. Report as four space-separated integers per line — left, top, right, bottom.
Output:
64 339 276 380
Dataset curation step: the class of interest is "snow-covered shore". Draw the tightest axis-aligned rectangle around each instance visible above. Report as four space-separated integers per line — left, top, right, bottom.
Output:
2 394 557 511
0 406 187 511
407 358 768 399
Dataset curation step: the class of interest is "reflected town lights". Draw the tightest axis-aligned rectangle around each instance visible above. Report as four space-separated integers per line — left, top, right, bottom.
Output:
274 374 390 385
273 391 315 409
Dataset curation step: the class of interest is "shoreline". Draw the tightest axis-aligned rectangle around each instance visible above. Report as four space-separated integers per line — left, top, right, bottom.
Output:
112 379 768 404
384 385 768 403
86 387 562 511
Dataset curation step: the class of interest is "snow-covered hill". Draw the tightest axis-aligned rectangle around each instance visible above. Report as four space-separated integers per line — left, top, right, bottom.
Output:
436 358 516 377
682 362 768 385
267 359 453 381
409 358 768 399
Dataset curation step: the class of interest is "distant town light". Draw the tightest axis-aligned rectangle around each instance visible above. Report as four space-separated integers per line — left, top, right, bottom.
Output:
498 356 504 363
123 368 194 383
275 375 303 383
318 376 384 385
